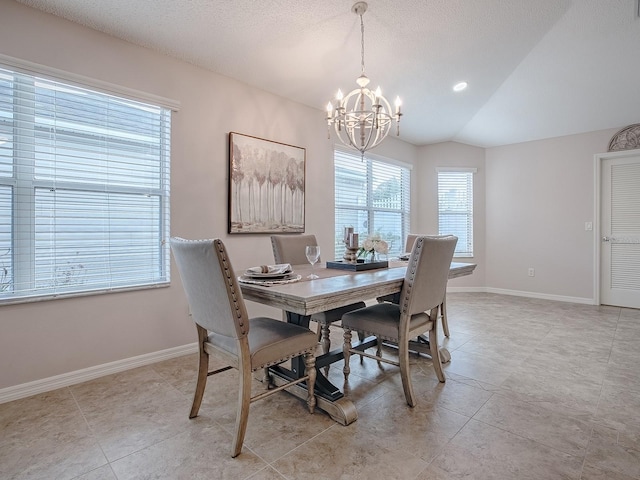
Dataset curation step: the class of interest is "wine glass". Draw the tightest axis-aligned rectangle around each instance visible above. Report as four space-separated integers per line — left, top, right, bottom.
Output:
305 245 320 279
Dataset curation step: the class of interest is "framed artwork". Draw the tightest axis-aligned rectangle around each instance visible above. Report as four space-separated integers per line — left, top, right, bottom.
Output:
228 132 306 234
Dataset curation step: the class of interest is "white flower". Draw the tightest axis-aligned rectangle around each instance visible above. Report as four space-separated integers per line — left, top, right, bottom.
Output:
373 239 389 254
358 235 388 258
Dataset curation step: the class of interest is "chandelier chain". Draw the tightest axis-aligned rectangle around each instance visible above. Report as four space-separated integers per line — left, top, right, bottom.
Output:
360 12 365 76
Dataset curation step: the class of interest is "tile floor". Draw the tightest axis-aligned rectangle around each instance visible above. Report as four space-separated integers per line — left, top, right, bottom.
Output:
2 293 640 479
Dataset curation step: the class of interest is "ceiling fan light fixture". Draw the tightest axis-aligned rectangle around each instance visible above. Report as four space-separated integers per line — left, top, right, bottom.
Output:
326 2 402 157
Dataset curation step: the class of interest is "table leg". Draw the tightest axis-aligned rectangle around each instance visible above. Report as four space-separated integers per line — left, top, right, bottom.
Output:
272 311 359 424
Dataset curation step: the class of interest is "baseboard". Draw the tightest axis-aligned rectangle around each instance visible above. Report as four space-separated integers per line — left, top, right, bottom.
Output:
483 287 595 305
447 286 486 293
447 286 595 304
0 343 198 405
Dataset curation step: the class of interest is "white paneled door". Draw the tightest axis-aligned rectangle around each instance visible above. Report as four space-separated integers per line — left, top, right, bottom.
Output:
600 150 640 308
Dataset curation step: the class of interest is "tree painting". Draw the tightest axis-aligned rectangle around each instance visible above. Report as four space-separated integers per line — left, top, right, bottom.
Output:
229 133 305 233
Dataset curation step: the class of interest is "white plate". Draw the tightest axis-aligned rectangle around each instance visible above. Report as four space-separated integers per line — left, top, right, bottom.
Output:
244 271 293 279
238 274 302 285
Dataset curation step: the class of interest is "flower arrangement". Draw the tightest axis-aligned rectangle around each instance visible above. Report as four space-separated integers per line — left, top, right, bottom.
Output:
357 234 389 262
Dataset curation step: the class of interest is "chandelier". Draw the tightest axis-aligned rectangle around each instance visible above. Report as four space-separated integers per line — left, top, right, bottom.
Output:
326 2 402 156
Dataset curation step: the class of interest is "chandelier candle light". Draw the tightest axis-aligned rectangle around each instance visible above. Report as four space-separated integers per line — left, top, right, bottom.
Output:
326 2 402 157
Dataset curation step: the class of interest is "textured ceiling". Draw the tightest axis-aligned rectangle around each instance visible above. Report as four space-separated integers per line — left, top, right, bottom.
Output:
14 0 640 147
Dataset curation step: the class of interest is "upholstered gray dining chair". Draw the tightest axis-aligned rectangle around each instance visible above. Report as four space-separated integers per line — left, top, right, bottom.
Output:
378 233 451 338
170 237 318 458
271 234 366 368
406 234 450 338
342 235 457 407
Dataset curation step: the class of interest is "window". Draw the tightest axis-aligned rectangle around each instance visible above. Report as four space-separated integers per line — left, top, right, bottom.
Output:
334 148 411 259
437 168 475 257
0 63 172 303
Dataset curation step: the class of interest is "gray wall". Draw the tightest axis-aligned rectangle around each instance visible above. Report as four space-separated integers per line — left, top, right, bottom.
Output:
0 0 621 393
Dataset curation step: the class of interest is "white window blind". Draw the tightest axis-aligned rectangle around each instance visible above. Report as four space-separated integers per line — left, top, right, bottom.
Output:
334 149 411 259
437 168 475 257
0 65 171 303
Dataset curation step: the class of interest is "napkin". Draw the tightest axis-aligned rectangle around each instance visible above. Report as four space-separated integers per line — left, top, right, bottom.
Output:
246 263 292 274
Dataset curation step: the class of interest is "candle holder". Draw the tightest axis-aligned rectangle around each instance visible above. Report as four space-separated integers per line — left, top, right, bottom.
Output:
343 245 359 263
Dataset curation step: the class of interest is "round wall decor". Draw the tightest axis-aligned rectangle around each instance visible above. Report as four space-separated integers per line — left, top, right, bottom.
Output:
608 123 640 152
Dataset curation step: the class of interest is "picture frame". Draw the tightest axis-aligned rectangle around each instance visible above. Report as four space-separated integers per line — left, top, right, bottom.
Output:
228 132 306 234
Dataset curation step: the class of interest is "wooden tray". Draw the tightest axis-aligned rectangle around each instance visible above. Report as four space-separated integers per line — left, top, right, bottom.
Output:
326 259 389 271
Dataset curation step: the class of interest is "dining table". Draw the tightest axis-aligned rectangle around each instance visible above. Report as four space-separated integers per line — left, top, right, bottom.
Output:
239 259 476 425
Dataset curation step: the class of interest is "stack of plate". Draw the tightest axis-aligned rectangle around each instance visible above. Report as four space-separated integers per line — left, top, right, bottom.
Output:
239 264 300 284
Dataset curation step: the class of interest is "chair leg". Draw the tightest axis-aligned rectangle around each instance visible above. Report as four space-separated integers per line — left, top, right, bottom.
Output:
303 352 317 414
231 363 253 458
357 331 366 364
343 328 352 380
440 297 450 338
429 308 446 383
189 325 209 419
398 331 416 407
263 367 274 390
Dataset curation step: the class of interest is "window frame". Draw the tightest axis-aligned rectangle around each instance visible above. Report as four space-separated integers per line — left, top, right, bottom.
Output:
437 167 476 258
334 147 411 259
0 55 178 304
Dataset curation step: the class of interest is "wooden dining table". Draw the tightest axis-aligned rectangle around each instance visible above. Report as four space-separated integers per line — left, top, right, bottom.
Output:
239 259 476 425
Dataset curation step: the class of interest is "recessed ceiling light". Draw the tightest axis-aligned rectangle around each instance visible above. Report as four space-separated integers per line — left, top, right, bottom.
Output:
453 82 468 92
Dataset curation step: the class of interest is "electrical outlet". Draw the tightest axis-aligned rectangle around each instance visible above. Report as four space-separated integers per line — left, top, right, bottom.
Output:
528 268 535 277
585 221 593 231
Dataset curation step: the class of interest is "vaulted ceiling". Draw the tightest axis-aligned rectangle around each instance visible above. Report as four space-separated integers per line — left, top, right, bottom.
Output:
15 0 640 147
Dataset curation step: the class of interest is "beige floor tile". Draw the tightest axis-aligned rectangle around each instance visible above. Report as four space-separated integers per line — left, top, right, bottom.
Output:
424 419 584 480
442 348 524 386
594 385 640 431
581 463 639 480
584 425 640 479
0 389 107 480
271 425 428 479
473 393 593 456
454 333 539 362
353 392 470 462
73 464 118 480
246 466 288 480
618 425 640 452
150 352 200 394
499 360 603 420
109 420 267 480
70 366 193 461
